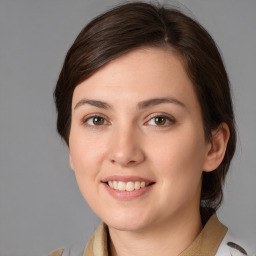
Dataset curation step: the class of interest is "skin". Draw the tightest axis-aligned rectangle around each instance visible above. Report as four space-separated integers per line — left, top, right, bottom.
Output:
69 47 230 256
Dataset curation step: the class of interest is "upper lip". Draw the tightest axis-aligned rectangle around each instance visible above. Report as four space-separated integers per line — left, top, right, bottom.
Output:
101 175 155 183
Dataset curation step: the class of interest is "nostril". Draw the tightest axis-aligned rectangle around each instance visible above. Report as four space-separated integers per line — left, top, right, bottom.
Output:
110 159 136 166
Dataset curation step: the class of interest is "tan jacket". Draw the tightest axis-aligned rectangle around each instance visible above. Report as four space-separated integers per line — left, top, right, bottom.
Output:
47 214 252 256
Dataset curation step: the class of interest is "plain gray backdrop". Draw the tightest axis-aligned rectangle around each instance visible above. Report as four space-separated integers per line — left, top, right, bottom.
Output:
1 0 255 255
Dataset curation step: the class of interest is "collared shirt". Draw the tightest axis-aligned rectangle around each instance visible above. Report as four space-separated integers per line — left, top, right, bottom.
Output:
47 214 253 256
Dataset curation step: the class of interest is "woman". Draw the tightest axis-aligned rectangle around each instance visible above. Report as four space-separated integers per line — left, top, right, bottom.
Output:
48 2 253 256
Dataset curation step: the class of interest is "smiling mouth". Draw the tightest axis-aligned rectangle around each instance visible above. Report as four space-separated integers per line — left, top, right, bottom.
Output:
106 181 154 192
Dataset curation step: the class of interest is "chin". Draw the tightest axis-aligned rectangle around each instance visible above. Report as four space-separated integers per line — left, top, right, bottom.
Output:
102 211 155 232
108 221 150 232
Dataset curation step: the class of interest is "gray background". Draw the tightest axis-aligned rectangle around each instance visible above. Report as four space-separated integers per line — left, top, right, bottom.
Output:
1 0 255 255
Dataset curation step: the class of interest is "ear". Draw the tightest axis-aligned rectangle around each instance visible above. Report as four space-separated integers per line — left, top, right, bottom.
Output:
203 123 230 172
69 153 75 171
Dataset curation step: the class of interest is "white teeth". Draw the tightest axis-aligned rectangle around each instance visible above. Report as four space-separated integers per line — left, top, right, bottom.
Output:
113 181 118 189
135 181 141 190
107 181 151 191
126 181 135 191
108 181 113 188
118 181 126 191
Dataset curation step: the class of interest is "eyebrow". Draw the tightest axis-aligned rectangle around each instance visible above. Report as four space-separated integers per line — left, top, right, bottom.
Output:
137 97 185 109
74 97 185 110
74 99 112 110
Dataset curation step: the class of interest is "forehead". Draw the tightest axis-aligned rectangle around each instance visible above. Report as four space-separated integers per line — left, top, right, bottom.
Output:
72 47 198 109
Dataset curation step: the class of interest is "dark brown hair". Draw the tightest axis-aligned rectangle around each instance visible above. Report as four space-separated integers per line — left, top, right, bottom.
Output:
54 1 236 211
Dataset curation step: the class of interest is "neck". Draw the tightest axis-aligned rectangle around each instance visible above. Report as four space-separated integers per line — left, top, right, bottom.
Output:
108 208 203 256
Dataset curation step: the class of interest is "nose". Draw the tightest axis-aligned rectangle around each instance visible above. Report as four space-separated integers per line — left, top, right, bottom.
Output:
109 126 145 167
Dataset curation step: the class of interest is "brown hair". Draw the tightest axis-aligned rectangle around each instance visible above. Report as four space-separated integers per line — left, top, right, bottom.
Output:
54 1 236 211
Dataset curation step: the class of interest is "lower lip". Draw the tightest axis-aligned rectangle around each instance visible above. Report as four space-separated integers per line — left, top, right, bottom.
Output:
102 183 154 200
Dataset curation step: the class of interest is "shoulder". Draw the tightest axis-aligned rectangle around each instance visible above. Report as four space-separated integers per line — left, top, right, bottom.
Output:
45 242 85 256
44 223 106 256
216 231 255 256
47 249 64 256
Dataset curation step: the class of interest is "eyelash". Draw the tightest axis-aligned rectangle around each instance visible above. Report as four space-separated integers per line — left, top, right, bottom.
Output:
81 113 176 128
145 113 176 127
81 114 109 128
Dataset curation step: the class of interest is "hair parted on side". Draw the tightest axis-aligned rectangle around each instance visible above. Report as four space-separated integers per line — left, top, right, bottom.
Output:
54 1 236 211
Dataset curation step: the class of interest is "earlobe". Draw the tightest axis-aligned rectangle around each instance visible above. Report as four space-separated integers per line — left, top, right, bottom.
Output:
69 153 75 171
203 123 230 172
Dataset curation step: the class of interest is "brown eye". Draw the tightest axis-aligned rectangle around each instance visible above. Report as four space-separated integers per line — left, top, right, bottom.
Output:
154 116 167 125
146 114 175 127
92 116 105 125
84 115 107 126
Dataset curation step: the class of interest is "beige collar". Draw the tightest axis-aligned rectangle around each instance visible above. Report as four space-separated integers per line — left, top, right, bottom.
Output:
83 214 227 256
179 214 228 256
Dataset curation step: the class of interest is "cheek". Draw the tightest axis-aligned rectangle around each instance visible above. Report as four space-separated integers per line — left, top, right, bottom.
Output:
69 129 108 205
148 126 206 190
70 128 106 167
151 129 205 169
153 138 204 211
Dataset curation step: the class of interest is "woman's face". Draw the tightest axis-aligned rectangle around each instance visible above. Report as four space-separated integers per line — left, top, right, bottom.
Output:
69 47 212 232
